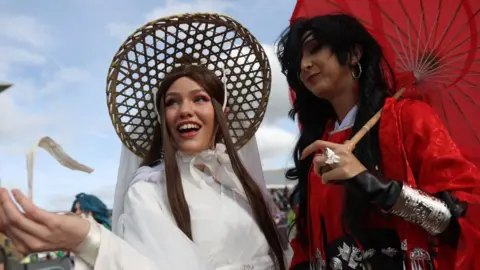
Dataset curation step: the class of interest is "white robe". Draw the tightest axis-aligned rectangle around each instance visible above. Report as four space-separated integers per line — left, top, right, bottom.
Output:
75 144 278 270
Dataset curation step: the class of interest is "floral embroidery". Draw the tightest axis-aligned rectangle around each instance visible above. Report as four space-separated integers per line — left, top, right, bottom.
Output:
362 249 375 260
315 248 326 269
336 242 362 269
329 257 343 270
381 247 398 257
333 242 401 269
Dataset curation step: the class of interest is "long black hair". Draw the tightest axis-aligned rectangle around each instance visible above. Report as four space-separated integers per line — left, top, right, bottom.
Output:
276 14 396 244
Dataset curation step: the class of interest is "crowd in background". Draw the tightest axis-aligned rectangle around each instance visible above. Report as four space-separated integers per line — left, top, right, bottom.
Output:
269 187 295 233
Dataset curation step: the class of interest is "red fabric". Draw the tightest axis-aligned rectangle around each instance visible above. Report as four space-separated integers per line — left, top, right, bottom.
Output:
289 98 480 269
380 98 480 270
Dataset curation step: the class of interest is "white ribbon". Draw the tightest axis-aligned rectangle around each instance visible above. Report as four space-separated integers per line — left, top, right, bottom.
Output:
177 143 246 200
26 136 94 201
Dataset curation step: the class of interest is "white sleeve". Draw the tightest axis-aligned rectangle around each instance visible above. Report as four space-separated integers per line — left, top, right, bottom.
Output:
77 178 212 270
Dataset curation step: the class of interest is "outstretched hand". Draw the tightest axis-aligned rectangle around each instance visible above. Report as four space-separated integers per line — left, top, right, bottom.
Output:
301 140 366 183
0 188 90 255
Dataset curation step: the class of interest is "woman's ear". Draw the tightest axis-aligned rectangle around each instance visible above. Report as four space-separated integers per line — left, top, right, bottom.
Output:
351 45 363 65
223 107 230 115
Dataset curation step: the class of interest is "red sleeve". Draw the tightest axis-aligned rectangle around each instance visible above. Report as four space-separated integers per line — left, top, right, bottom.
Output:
399 100 480 270
289 207 309 269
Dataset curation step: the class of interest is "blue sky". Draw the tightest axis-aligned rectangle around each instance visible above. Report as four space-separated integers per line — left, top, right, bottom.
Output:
0 0 299 211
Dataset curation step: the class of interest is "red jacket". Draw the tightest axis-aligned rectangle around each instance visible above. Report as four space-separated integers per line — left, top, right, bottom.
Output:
289 98 480 270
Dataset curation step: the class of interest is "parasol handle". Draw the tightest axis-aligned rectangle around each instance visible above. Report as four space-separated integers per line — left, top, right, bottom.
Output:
349 88 406 146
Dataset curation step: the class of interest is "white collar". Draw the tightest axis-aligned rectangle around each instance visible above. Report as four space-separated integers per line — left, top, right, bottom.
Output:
332 105 358 134
176 144 246 199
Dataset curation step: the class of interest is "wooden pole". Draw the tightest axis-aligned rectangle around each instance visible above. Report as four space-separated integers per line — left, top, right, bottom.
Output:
349 88 406 145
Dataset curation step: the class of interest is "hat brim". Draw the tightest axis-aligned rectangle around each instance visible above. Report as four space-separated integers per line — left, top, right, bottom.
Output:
107 13 271 158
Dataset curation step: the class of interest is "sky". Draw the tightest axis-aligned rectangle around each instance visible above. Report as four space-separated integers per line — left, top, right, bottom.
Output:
0 0 299 211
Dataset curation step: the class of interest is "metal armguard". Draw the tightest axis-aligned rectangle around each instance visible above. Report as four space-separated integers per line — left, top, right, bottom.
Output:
388 184 452 235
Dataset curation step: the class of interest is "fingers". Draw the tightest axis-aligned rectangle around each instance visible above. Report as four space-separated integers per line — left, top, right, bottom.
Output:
5 226 46 254
312 154 326 176
301 140 357 160
320 168 345 184
12 189 51 225
301 140 342 159
0 189 47 254
0 189 50 239
343 140 356 152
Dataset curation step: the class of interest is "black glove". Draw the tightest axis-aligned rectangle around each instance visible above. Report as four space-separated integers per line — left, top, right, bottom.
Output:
348 171 402 211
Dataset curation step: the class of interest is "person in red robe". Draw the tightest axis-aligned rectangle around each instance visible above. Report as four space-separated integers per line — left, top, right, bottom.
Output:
276 14 480 270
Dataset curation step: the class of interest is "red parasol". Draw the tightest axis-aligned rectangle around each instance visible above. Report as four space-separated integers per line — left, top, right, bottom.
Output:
289 0 480 168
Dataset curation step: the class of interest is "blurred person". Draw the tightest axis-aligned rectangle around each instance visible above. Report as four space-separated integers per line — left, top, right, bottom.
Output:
71 193 111 230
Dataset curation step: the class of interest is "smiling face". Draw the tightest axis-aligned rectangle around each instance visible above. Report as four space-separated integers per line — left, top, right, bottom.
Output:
164 76 216 155
299 32 354 100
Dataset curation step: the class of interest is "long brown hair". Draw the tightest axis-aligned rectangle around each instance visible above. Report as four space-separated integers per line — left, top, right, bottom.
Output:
141 64 286 269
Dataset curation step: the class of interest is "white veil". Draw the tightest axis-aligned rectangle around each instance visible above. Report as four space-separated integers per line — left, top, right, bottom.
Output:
111 143 142 234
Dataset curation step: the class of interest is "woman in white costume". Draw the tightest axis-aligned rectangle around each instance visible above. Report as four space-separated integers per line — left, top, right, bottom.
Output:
0 13 288 270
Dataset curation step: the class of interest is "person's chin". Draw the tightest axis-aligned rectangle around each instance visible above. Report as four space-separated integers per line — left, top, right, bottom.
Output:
312 89 329 99
177 140 207 154
311 85 334 99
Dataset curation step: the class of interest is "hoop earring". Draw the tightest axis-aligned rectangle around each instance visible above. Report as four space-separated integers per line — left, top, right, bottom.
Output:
351 62 362 80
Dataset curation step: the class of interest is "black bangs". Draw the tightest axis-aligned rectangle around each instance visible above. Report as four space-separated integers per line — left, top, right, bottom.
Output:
276 18 308 89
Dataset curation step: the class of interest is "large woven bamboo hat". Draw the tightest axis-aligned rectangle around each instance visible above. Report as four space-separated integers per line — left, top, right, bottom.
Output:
106 13 271 158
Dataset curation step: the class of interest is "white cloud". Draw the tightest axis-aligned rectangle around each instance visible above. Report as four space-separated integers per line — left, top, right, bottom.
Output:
105 22 137 40
38 67 92 96
145 0 234 21
106 0 234 39
262 44 291 124
0 65 93 154
0 93 49 136
0 46 47 66
0 46 47 78
256 125 296 159
0 14 53 48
